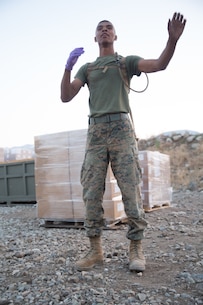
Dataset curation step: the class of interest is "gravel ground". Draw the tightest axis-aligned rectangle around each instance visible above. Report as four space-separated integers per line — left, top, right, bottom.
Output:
0 191 203 305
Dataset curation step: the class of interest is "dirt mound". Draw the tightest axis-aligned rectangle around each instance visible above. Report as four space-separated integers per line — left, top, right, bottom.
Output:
138 131 203 192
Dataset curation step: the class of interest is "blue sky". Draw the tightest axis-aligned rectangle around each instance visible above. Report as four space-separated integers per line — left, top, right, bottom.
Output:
0 0 202 147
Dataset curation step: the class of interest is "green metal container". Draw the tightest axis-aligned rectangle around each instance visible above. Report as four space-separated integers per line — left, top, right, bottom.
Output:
0 160 36 205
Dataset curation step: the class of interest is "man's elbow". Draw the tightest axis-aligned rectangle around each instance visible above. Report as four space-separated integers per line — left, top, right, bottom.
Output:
60 85 73 102
60 94 72 103
156 59 171 72
139 59 167 73
60 81 81 102
149 63 167 73
61 90 74 103
159 63 168 71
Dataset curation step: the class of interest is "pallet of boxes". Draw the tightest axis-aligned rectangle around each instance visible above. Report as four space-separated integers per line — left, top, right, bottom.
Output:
138 150 172 212
34 130 172 227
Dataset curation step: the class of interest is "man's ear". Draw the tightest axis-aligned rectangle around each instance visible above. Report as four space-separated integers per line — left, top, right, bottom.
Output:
94 36 97 42
114 35 117 41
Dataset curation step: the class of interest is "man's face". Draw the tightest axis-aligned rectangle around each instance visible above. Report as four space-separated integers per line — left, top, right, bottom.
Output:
94 21 117 45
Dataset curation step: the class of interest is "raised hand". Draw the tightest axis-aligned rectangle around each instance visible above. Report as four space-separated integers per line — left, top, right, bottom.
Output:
168 12 186 41
65 47 85 71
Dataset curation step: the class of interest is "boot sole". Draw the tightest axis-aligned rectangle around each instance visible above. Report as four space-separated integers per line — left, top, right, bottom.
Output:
76 260 104 271
129 264 145 272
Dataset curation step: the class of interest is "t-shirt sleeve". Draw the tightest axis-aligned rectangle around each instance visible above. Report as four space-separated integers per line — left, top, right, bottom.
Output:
125 55 143 78
74 63 89 86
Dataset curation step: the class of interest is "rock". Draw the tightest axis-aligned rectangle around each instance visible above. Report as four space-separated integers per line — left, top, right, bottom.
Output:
0 192 202 304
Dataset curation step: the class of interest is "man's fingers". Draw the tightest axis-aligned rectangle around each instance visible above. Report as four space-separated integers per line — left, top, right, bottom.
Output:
172 12 186 25
70 48 85 57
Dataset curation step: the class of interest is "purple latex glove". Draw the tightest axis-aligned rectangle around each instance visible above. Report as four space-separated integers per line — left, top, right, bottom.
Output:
65 47 84 71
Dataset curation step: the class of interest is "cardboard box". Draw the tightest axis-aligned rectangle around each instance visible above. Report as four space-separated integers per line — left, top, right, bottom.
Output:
139 151 171 209
37 196 125 222
35 131 172 221
35 130 126 221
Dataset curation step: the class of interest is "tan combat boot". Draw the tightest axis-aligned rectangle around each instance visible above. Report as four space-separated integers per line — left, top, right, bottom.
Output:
76 236 104 271
129 240 146 272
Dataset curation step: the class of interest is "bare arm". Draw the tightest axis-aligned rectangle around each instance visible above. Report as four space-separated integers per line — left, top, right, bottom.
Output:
138 12 186 73
60 70 83 102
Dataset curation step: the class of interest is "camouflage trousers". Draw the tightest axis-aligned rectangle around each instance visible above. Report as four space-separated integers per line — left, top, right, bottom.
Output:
80 116 148 240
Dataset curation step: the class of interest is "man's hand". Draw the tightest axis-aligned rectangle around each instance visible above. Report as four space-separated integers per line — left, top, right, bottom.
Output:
65 47 85 71
168 12 186 42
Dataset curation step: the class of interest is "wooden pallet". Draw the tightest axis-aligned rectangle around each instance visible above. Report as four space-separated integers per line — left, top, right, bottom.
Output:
43 218 128 230
43 220 84 229
0 200 36 206
144 202 171 213
41 202 171 229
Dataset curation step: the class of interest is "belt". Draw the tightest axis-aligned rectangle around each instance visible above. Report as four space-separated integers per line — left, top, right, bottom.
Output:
89 113 129 125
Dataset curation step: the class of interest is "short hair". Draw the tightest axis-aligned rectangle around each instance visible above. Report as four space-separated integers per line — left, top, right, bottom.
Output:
98 20 112 24
96 20 115 33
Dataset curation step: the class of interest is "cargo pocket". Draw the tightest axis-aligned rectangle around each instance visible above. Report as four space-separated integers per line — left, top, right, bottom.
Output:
132 145 142 185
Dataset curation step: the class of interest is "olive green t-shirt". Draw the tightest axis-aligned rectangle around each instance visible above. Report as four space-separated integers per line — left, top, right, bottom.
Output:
75 54 142 117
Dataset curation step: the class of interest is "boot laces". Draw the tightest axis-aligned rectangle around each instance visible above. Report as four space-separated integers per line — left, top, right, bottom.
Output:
131 241 143 258
82 248 95 260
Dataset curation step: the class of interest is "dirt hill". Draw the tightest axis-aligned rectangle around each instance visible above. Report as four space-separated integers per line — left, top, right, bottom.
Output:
138 131 203 192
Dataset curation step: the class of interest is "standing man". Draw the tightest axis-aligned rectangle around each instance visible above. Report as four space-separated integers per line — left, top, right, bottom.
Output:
61 12 186 272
